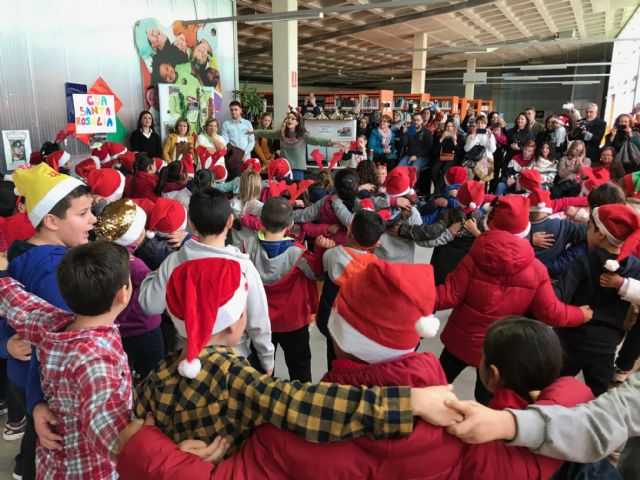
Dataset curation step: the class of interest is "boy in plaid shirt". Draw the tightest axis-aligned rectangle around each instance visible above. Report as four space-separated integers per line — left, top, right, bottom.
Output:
0 242 134 479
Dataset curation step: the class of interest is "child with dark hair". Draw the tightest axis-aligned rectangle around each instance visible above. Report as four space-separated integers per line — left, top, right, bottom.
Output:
0 181 35 253
156 160 191 210
529 140 557 190
243 197 322 381
0 241 133 479
124 153 159 201
139 187 275 374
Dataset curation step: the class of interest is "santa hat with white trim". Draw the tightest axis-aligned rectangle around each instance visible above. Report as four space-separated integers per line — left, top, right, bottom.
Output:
241 158 262 174
13 163 85 228
518 169 541 193
94 199 147 247
213 164 228 184
382 166 417 197
528 188 553 214
445 166 468 186
592 204 640 272
92 141 127 165
166 257 249 378
328 260 440 363
487 195 531 238
457 180 485 214
267 158 292 181
87 169 125 204
44 150 71 172
146 198 188 238
73 156 101 179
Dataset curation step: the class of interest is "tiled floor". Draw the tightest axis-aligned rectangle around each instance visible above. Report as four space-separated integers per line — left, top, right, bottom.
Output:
0 246 477 476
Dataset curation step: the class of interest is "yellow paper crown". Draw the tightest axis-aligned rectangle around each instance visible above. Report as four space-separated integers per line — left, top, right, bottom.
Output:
13 163 84 227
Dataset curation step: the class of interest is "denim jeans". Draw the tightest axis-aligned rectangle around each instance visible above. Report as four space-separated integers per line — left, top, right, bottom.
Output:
494 181 508 196
398 155 428 172
292 169 306 181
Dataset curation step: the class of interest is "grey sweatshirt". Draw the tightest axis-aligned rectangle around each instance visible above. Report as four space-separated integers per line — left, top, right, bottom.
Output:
138 239 275 371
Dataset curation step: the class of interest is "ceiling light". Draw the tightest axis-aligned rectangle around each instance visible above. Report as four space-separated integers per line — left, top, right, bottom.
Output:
504 76 539 81
520 64 569 70
561 80 600 85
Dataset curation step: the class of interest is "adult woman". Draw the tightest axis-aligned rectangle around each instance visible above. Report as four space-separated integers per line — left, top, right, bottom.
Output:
553 140 591 198
357 116 371 139
251 111 343 180
162 117 195 163
253 113 280 166
505 113 535 164
196 118 226 152
464 114 496 184
129 111 162 158
368 114 397 168
431 119 463 194
592 145 625 183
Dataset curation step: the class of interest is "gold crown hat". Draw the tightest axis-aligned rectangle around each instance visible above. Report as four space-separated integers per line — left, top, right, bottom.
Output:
94 199 147 246
13 163 84 228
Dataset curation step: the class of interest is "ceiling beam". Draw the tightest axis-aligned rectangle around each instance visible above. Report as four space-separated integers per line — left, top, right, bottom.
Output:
568 0 589 39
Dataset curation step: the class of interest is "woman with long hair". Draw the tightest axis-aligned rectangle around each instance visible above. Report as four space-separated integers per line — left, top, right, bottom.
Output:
129 110 162 158
505 112 535 164
253 113 280 167
162 117 195 164
431 119 463 194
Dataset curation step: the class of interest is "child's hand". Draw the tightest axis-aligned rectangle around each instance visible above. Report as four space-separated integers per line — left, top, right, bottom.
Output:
0 252 7 271
396 197 412 211
116 414 155 454
506 177 516 187
434 197 448 208
410 385 464 427
316 236 336 249
358 183 376 192
580 305 594 322
327 224 341 235
168 230 189 248
179 436 230 464
599 272 623 290
565 206 578 217
7 334 31 361
532 231 554 248
444 399 517 444
294 199 305 208
447 222 462 237
33 403 63 450
463 218 481 237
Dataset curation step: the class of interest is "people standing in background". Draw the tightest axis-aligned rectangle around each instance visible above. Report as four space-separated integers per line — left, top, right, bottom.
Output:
253 113 280 167
195 118 226 153
221 101 255 160
431 119 463 194
129 111 162 159
505 113 535 165
162 117 194 164
569 103 607 163
398 112 433 175
524 107 544 136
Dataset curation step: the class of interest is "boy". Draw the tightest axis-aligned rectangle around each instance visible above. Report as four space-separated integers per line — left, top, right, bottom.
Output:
139 187 274 373
242 197 321 382
315 208 385 366
1 163 95 479
555 203 640 396
0 241 133 479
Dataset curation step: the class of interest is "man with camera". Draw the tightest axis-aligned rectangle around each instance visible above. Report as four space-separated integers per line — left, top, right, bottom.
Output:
568 103 607 162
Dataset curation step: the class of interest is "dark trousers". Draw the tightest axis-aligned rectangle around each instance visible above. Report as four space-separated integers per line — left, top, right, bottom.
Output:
272 325 312 383
561 345 613 397
121 326 165 380
615 321 640 371
8 380 36 480
316 279 340 369
439 348 493 405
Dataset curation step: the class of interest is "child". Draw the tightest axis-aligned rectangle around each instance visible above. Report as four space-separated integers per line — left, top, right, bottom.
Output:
139 187 275 374
86 168 126 204
342 135 369 168
554 203 640 396
156 160 191 210
134 256 455 455
213 158 263 196
0 241 133 479
495 140 536 196
0 182 35 253
244 197 321 382
528 188 587 273
4 163 95 479
529 140 557 190
436 195 591 404
229 171 263 220
315 209 386 366
94 199 164 380
308 169 333 203
124 153 159 201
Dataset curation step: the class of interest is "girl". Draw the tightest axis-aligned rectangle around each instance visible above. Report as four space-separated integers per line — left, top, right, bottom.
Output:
342 135 369 168
554 140 591 198
155 161 191 210
308 170 334 204
124 153 159 201
253 113 279 166
196 118 226 153
129 110 162 158
495 140 536 195
529 141 558 190
505 113 535 164
230 171 264 219
355 160 379 195
162 117 195 164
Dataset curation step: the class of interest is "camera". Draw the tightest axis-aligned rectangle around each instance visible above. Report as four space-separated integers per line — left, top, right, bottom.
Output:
576 119 588 130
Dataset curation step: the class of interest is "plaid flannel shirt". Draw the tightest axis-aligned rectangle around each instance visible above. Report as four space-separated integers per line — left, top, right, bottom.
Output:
135 346 413 455
0 278 132 480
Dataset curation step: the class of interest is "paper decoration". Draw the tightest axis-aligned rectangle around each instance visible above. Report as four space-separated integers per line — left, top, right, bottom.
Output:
328 149 344 170
73 93 117 134
2 130 31 171
268 179 314 204
311 149 325 170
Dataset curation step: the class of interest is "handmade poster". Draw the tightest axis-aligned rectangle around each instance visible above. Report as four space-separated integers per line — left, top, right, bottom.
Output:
2 130 31 171
304 119 356 168
72 94 117 134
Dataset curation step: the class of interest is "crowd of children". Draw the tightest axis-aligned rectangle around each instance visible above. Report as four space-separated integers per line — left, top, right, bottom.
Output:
0 99 639 480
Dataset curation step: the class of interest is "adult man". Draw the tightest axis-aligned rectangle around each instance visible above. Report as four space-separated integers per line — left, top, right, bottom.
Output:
525 106 544 136
221 101 255 160
398 112 433 175
569 103 607 162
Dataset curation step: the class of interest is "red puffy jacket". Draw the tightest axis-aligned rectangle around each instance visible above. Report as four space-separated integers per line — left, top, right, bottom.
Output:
123 171 159 202
437 229 585 367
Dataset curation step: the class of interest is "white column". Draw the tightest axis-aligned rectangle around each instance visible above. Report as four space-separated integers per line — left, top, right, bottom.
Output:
411 33 427 94
465 58 477 99
272 0 298 125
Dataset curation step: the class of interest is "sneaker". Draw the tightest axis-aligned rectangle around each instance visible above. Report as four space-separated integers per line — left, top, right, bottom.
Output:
3 417 26 441
12 465 22 480
613 368 630 383
0 399 7 416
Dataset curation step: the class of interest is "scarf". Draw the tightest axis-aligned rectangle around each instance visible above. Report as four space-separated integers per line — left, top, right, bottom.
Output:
378 127 391 147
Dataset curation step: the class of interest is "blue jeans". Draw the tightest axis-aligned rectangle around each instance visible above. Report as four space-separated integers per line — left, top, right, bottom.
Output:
494 181 508 196
398 155 428 171
292 169 305 181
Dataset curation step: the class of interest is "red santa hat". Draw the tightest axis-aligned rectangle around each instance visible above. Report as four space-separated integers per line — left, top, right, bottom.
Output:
242 158 262 174
528 188 553 214
0 213 36 249
166 258 249 378
580 167 610 192
44 150 71 172
73 156 101 179
29 151 43 165
118 151 137 173
131 197 155 219
457 180 485 214
328 260 440 363
445 166 468 186
182 152 196 177
153 157 166 172
382 166 417 197
87 169 126 204
92 142 127 165
213 164 228 184
267 158 292 181
593 204 640 272
487 195 531 238
518 169 542 192
146 198 188 238
359 198 375 211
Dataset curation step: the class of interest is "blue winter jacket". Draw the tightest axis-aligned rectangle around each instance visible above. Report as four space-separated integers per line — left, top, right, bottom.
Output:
369 128 397 157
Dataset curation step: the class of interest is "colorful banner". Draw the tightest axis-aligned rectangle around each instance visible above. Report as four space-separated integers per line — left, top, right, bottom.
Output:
72 94 117 134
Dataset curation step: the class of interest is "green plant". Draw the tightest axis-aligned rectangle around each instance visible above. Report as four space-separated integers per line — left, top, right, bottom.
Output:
232 83 265 122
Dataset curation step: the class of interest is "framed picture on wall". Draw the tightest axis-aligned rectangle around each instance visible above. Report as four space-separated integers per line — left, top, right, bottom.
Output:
2 130 31 171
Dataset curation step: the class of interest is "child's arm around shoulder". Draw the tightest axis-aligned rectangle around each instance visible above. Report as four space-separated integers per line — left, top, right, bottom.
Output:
0 278 73 344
